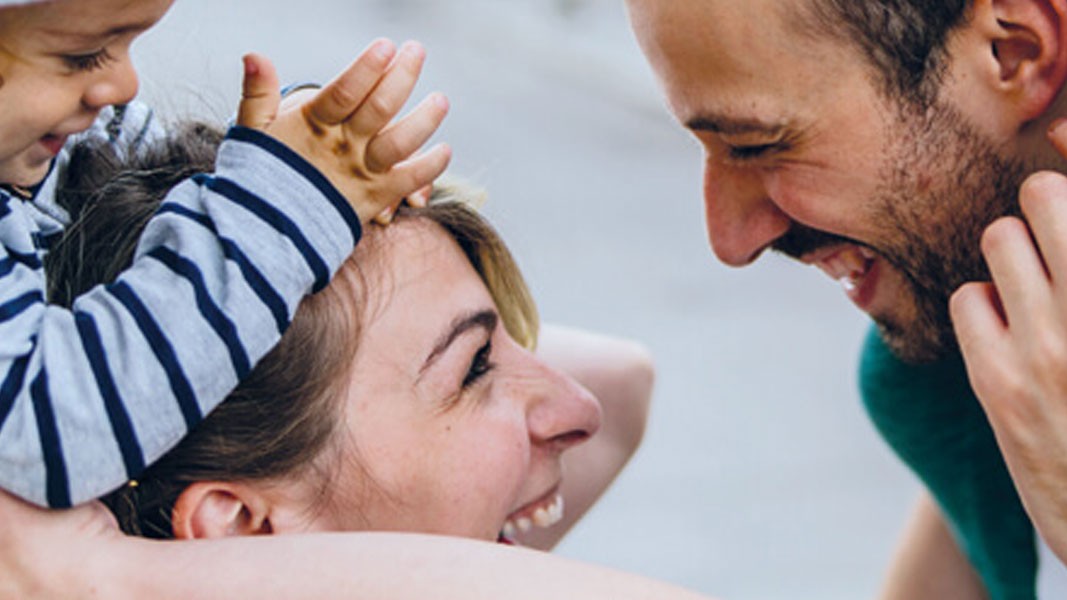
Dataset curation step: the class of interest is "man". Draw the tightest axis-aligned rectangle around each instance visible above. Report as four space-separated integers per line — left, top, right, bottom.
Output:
626 1 1067 598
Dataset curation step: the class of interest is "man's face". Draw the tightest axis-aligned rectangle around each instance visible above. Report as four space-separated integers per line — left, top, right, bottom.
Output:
628 0 1027 363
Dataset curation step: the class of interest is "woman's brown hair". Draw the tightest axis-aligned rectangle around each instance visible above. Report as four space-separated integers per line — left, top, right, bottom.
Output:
49 123 538 538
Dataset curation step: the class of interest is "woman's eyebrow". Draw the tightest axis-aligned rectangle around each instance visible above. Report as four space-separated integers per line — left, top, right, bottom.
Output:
419 309 498 376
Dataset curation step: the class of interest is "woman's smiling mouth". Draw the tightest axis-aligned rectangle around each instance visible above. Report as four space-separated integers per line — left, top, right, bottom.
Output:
500 490 564 542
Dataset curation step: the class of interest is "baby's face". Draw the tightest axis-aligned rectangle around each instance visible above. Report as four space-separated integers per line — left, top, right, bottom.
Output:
0 0 172 186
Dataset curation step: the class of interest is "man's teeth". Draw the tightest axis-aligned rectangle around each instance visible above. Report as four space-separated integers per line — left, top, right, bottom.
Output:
502 494 564 537
819 246 873 293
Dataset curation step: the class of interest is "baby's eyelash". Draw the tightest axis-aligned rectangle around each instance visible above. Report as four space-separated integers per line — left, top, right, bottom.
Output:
63 49 116 73
462 340 494 388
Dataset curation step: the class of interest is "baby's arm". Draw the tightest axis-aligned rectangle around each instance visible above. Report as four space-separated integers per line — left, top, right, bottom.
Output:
0 490 715 600
518 323 655 550
0 39 448 508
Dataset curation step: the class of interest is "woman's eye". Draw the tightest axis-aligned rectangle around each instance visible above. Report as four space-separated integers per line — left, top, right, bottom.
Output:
62 49 116 73
462 340 494 388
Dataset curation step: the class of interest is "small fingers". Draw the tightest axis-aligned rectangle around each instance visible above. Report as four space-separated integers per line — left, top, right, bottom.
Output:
406 184 434 208
373 205 396 226
385 143 452 199
365 92 449 173
236 53 281 129
305 38 396 126
357 145 449 226
345 41 427 138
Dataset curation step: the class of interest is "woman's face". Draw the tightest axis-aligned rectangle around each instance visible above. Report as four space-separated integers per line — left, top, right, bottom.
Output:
298 219 602 542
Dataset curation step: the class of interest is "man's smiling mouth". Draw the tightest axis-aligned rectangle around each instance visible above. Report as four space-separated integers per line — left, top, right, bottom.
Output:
803 244 882 309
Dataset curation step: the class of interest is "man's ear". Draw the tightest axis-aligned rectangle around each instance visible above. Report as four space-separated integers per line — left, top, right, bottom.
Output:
171 482 273 539
973 0 1067 121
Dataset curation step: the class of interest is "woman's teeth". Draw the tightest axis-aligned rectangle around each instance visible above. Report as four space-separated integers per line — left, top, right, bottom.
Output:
501 493 564 538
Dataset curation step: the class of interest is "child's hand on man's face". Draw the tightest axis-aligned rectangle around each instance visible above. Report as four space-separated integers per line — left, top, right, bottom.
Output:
236 39 450 226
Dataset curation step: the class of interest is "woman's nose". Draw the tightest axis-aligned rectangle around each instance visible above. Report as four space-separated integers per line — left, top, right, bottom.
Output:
525 358 602 452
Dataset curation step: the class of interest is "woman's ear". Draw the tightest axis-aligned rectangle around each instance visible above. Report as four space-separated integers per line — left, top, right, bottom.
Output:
171 482 273 539
973 0 1067 122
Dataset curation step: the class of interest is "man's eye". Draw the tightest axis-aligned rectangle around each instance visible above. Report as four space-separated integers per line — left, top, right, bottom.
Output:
727 143 776 161
462 340 494 388
62 49 115 73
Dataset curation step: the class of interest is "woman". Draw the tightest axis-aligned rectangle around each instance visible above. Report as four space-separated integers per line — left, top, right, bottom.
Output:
0 123 711 600
46 122 646 550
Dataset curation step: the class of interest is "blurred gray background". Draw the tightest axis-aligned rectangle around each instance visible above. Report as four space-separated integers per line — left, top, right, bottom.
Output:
134 1 919 598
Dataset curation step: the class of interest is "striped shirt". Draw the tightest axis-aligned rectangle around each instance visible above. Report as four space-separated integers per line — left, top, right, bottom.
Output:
0 105 361 507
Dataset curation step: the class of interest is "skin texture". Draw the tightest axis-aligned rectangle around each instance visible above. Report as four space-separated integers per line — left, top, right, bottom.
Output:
519 324 653 550
626 0 1067 592
625 0 1035 364
877 494 986 600
171 220 604 544
0 487 716 600
239 42 452 223
0 319 660 598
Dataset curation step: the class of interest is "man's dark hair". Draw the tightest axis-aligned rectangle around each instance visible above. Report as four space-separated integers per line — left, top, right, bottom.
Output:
796 1 971 108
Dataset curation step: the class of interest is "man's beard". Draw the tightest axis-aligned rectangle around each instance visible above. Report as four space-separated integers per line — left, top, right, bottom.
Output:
774 101 1029 364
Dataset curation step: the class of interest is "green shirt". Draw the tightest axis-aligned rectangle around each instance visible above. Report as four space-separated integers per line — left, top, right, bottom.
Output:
859 327 1036 599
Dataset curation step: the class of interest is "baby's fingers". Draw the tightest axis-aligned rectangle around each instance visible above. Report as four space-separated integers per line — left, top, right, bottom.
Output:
237 53 281 129
385 143 452 200
305 39 396 126
366 92 450 173
346 41 427 138
406 184 433 208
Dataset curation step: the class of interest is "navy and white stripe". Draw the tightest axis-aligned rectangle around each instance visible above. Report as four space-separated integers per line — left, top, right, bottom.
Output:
0 106 360 507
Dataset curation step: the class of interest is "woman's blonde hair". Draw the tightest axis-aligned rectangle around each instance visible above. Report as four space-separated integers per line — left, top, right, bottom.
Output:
49 123 538 538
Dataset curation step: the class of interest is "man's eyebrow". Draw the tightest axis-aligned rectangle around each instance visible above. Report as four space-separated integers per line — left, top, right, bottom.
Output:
419 309 498 376
686 115 786 137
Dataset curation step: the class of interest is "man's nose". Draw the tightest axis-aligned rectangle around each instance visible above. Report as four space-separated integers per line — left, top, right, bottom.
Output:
524 356 602 452
703 157 792 266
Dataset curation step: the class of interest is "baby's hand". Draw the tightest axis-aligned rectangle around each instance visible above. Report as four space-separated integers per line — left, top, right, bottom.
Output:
237 39 450 225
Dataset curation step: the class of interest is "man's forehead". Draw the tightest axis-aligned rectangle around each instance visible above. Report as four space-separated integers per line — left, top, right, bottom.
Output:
628 0 800 34
630 0 865 130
